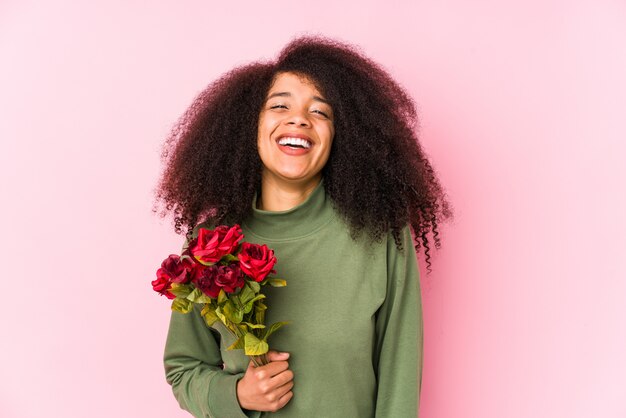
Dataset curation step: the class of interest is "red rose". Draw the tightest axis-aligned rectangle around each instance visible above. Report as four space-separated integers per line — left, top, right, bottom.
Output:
192 264 244 298
152 254 195 299
192 265 221 298
159 254 195 284
189 225 243 264
215 264 245 293
151 275 176 299
237 242 277 282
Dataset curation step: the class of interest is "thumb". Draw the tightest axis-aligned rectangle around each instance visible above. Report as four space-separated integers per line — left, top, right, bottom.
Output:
266 350 290 361
245 359 256 371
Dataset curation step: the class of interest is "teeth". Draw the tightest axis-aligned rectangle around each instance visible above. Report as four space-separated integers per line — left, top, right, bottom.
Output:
278 137 311 149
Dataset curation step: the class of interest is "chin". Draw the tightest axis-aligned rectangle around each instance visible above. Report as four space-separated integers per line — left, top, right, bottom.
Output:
280 174 313 183
275 170 320 183
275 168 311 180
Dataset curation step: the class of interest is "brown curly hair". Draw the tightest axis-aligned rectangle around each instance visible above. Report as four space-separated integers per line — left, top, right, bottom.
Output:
155 35 452 272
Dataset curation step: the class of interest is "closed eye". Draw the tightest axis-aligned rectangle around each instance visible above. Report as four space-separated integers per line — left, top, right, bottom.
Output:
270 104 287 109
313 110 329 118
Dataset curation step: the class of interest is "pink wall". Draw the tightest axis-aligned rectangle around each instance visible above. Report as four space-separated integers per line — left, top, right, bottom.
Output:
1 1 625 417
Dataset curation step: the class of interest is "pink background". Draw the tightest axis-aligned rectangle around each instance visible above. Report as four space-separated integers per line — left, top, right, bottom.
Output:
1 1 625 417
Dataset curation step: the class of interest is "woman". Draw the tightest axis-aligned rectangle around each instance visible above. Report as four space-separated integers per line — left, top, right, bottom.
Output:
156 35 451 417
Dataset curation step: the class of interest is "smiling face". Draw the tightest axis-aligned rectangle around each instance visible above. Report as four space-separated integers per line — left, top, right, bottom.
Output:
257 71 335 191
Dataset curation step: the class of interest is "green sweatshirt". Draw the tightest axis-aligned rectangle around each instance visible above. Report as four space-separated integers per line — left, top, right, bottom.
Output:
163 180 423 417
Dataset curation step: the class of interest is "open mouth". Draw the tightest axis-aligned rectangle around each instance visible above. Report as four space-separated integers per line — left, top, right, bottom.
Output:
277 137 312 149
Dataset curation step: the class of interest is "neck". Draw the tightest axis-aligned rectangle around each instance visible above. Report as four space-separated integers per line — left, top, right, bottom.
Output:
258 175 322 212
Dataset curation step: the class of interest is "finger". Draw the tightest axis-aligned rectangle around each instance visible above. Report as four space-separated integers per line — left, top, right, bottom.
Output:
276 389 294 409
246 359 256 371
259 360 290 378
267 351 290 362
273 380 294 400
269 369 294 387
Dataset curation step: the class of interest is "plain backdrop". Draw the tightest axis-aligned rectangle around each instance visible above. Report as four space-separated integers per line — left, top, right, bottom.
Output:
1 1 625 417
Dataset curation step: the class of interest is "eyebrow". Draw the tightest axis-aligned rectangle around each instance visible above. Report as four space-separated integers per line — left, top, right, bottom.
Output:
266 91 331 105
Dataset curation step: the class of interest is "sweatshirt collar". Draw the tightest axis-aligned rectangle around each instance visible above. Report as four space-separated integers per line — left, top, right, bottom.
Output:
244 179 334 241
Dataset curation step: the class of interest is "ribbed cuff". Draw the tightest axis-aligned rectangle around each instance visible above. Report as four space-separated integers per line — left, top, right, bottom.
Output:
208 372 262 418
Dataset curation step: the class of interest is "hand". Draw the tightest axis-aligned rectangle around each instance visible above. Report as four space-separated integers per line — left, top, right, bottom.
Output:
236 350 294 412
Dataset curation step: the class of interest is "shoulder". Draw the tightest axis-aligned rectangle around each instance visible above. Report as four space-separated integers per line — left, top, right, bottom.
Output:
191 221 214 238
385 224 420 281
180 220 217 251
386 224 415 256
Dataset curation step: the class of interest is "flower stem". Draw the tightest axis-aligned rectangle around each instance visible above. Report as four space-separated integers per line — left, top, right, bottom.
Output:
225 321 267 367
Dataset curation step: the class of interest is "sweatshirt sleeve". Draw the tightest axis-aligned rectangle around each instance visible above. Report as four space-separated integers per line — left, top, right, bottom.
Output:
163 305 262 418
373 226 424 418
162 229 262 418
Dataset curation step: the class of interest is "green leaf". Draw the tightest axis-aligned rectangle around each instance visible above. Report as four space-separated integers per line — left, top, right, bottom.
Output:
185 288 213 304
231 294 242 309
223 300 243 324
244 333 269 356
262 321 290 341
247 280 261 293
218 289 228 305
243 305 253 315
243 295 266 314
222 254 239 263
227 335 245 350
201 304 219 326
255 302 267 324
193 255 215 266
197 293 212 303
250 294 266 303
169 283 193 298
203 311 219 327
239 284 256 305
171 298 193 314
243 302 253 315
267 278 287 287
242 322 266 329
215 307 227 324
200 302 215 316
185 287 202 302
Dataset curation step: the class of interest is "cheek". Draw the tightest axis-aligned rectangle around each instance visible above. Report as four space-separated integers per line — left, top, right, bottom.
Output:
258 116 280 142
257 118 273 149
320 134 334 164
325 126 335 150
316 120 334 143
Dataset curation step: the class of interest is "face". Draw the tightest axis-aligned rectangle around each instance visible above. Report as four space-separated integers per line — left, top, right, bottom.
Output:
257 71 335 189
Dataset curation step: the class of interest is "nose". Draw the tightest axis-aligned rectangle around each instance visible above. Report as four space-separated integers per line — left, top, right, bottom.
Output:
285 108 311 127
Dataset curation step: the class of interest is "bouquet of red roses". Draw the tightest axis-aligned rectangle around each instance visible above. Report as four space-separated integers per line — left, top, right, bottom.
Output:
152 224 288 366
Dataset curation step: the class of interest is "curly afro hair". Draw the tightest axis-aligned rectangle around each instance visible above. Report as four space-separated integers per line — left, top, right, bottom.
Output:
155 35 452 272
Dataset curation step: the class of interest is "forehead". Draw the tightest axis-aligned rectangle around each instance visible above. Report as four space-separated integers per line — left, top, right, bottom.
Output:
266 72 324 96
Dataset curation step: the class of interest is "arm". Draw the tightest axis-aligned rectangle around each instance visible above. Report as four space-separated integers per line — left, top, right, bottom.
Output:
163 305 262 418
163 226 262 418
374 226 424 418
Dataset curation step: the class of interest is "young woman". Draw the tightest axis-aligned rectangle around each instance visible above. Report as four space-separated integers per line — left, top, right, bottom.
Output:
156 35 451 417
